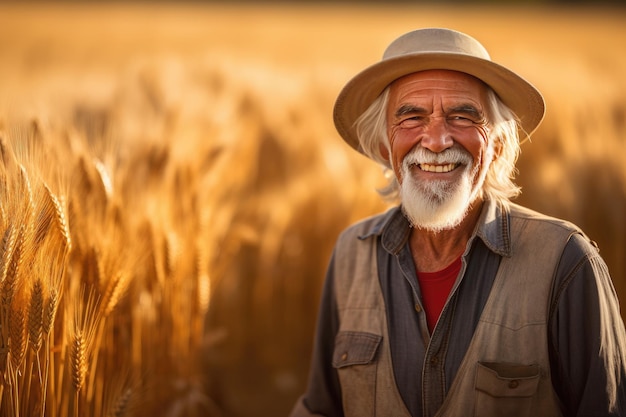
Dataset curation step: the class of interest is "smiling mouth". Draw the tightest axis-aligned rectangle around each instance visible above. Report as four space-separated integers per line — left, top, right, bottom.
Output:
418 163 460 173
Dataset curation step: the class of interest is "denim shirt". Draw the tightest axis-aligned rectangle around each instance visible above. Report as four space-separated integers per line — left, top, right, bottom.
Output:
297 200 626 417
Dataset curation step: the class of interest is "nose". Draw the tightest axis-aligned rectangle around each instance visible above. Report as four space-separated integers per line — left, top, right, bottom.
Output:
419 116 453 153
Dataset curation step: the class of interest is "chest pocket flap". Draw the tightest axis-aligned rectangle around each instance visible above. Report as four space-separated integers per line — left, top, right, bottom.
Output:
332 331 382 368
476 362 541 397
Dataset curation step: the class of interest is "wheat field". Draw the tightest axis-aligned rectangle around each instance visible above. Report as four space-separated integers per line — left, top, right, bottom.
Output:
0 2 624 416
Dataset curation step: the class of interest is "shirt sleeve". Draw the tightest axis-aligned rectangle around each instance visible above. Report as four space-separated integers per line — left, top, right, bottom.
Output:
549 233 626 416
293 251 344 417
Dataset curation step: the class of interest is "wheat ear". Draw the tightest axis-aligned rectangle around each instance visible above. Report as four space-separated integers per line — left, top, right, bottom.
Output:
33 187 56 248
43 184 72 254
0 224 18 378
69 289 101 393
0 223 18 288
102 271 129 317
18 164 36 229
70 329 87 393
107 387 133 417
9 302 28 371
2 224 25 311
43 287 59 337
28 279 44 353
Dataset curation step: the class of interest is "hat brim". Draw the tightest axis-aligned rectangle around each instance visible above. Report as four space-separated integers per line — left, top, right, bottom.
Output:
333 52 545 153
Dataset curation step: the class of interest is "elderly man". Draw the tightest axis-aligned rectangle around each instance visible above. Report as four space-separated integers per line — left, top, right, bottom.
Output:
290 28 626 417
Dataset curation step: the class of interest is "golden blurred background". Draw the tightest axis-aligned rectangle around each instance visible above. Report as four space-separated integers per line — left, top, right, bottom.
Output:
0 2 624 416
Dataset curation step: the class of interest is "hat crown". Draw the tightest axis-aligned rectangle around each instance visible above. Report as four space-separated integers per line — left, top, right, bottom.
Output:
383 28 491 61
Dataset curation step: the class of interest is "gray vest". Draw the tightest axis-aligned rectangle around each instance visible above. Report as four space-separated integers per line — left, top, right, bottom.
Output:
332 203 574 417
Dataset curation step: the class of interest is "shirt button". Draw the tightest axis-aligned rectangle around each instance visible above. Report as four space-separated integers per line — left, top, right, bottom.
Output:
341 353 348 361
415 304 422 313
508 380 519 389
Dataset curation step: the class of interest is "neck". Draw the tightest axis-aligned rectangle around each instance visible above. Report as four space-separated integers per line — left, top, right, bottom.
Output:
409 200 483 273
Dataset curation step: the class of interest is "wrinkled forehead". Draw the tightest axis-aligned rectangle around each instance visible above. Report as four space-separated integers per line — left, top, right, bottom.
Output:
387 69 493 117
389 69 489 98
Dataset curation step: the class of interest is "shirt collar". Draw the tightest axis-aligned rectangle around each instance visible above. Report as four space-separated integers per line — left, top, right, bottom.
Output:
357 199 513 258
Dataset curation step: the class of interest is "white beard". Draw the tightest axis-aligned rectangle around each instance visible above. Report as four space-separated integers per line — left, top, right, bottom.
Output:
399 145 490 233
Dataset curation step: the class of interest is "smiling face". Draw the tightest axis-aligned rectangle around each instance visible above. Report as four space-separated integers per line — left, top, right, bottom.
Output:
385 69 495 231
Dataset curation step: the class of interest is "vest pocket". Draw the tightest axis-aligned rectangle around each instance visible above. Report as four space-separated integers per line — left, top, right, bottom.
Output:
333 331 381 367
333 331 382 416
474 362 540 416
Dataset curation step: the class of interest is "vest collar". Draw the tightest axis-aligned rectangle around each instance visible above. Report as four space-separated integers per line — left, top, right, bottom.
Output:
474 199 512 257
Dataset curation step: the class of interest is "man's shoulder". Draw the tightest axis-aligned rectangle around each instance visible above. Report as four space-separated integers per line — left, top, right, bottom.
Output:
507 202 601 256
507 202 582 234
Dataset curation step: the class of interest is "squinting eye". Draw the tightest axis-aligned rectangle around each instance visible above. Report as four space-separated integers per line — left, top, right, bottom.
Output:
399 117 424 128
448 116 476 127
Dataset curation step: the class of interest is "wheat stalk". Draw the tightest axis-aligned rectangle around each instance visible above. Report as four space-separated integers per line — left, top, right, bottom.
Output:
24 278 46 417
23 279 45 417
41 285 60 417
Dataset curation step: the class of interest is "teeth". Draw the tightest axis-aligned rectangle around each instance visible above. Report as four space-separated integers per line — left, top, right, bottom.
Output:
419 163 458 173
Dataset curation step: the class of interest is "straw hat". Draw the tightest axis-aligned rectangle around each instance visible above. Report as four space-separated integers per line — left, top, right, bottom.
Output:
333 28 545 153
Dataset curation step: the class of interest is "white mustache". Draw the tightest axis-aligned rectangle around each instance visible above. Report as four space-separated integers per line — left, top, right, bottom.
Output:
402 145 473 170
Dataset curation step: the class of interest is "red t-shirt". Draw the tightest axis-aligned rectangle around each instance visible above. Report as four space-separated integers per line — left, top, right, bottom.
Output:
417 256 462 333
